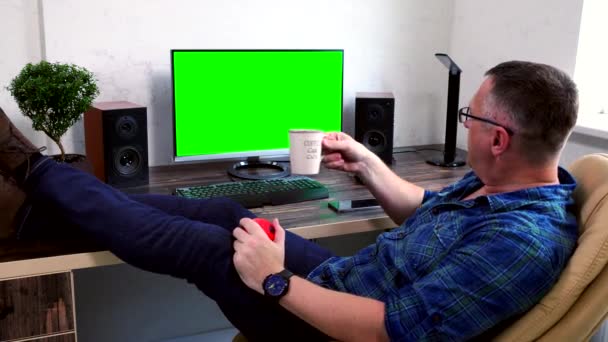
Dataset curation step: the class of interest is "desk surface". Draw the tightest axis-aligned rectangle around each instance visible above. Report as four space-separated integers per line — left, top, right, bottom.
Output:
0 146 468 279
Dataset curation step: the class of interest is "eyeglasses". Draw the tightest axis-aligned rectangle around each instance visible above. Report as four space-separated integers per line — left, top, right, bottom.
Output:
458 107 514 136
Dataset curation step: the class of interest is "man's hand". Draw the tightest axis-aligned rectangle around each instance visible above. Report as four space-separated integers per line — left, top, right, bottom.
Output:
323 131 425 225
322 132 374 174
232 217 285 294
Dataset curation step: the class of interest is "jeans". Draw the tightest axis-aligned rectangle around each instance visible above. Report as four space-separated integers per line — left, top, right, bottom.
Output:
21 158 335 341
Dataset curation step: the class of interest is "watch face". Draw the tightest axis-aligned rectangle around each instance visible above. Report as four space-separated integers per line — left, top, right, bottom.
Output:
264 274 288 297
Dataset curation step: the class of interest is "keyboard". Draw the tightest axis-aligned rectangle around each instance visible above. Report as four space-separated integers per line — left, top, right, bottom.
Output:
174 176 329 208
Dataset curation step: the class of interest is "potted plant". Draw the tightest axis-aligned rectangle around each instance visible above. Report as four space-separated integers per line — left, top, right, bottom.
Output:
7 60 99 164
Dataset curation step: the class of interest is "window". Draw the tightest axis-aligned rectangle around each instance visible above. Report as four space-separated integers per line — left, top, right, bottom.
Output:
573 0 608 136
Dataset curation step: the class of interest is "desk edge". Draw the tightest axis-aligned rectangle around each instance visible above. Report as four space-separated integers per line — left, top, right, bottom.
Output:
0 217 397 279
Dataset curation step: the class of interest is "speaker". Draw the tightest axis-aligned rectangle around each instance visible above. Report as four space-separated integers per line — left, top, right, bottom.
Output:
354 92 395 165
84 101 149 187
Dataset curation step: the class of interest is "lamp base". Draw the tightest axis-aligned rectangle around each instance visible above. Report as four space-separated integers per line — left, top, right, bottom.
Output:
426 159 466 168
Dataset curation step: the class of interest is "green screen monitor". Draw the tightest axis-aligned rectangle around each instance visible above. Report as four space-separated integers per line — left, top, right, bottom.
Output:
171 49 344 174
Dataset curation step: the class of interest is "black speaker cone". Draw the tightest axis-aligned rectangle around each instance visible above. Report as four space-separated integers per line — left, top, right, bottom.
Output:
115 116 138 140
362 130 387 153
113 146 142 176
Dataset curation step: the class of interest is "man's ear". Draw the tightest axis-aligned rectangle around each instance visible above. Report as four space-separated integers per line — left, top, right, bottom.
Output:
491 128 511 156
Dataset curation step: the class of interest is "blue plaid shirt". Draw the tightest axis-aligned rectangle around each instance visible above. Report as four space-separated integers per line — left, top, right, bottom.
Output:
307 168 578 341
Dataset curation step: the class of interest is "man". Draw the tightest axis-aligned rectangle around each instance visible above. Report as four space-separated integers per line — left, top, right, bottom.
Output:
0 175 24 239
0 61 578 341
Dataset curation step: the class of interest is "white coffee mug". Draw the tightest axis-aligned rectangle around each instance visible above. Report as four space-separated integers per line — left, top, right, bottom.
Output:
289 129 325 175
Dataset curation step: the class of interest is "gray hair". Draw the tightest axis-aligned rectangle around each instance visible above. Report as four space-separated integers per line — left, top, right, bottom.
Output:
485 61 578 163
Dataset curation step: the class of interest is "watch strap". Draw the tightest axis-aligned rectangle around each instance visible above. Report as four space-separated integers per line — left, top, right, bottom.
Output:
278 269 294 280
263 269 294 299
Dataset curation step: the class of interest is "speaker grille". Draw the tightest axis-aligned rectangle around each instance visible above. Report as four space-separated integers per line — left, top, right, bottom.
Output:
84 102 149 188
355 93 395 165
104 108 148 187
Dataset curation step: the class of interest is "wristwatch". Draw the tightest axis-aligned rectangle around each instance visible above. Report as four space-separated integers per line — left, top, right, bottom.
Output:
262 269 294 300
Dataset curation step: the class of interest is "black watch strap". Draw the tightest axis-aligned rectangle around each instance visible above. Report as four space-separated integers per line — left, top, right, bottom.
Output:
278 269 294 280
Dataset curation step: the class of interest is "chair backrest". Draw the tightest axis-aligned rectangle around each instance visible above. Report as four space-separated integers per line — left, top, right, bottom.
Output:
495 153 608 341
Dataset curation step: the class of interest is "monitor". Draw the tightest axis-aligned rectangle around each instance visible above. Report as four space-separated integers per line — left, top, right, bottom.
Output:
171 49 343 179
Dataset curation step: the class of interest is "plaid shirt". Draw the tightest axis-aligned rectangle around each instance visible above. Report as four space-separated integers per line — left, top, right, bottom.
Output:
307 168 578 341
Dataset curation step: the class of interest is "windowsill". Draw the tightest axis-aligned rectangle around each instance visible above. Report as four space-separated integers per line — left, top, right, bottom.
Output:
573 114 608 139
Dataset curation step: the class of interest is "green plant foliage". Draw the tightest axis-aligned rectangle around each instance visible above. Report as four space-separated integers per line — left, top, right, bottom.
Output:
7 61 99 161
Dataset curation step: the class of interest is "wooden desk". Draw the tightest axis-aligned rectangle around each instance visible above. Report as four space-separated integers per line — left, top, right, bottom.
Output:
0 147 468 279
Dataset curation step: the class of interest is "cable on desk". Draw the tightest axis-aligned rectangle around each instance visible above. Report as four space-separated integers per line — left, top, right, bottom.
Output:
394 148 444 154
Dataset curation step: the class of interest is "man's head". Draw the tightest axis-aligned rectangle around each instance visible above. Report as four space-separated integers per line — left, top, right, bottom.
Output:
465 61 578 171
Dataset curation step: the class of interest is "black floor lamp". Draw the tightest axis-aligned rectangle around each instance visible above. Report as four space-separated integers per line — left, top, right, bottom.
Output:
426 53 466 167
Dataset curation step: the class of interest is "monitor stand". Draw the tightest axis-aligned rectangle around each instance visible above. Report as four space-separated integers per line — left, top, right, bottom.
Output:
227 156 290 180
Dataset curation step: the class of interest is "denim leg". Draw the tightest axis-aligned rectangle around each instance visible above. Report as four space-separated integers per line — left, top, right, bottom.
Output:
17 194 253 239
129 194 334 276
22 159 335 341
23 161 238 281
127 194 255 230
20 190 333 277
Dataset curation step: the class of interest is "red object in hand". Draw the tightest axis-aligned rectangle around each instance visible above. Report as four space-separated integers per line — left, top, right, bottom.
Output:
253 218 276 241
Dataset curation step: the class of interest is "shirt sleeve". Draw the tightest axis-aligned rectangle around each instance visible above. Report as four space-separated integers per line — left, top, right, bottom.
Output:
422 190 438 204
383 225 557 341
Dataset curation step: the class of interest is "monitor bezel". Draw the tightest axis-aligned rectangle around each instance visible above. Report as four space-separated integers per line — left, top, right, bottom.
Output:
170 49 344 163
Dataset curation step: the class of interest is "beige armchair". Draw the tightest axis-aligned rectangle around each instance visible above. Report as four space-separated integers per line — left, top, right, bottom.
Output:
235 153 608 342
495 153 608 341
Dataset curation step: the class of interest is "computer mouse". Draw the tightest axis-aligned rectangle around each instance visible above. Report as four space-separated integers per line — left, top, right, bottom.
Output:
252 218 276 241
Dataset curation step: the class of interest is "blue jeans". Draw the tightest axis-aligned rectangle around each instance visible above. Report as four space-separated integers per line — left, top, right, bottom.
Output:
21 158 335 341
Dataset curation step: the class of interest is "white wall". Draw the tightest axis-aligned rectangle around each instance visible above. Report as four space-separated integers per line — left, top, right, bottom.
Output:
448 0 584 151
1 0 598 165
0 0 48 148
447 0 607 165
0 0 455 166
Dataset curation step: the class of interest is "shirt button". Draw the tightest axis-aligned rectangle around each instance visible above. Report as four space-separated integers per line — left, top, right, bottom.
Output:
431 313 442 324
431 208 439 215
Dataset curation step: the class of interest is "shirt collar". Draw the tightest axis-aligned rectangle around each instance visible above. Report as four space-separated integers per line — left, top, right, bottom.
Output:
441 167 577 212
